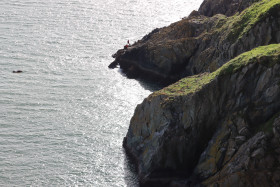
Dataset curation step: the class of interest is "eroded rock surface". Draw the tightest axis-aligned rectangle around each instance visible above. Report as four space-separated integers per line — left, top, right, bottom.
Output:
117 0 280 186
198 0 262 17
123 45 280 186
110 0 280 84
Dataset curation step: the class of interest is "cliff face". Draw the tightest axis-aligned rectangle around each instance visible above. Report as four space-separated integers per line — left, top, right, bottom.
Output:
110 0 280 84
198 0 262 17
123 44 280 186
116 0 280 186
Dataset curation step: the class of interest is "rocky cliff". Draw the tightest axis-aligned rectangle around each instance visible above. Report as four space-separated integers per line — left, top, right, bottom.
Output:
110 0 280 84
124 44 280 186
113 0 280 186
198 0 262 17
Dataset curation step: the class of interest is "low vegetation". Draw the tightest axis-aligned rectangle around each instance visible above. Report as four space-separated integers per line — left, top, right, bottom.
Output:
155 44 280 96
222 0 280 42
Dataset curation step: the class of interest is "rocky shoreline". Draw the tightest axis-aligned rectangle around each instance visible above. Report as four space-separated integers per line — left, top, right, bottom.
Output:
110 0 280 83
110 0 280 186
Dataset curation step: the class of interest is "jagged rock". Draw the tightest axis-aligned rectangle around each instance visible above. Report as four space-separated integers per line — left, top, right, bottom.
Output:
116 0 280 185
123 44 280 185
238 127 250 137
235 136 246 145
110 0 280 83
198 0 262 17
251 147 265 159
273 116 280 140
203 119 280 187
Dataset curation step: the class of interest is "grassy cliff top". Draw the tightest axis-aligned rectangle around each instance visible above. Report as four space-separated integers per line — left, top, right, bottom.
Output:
154 44 280 97
224 0 280 42
142 0 280 47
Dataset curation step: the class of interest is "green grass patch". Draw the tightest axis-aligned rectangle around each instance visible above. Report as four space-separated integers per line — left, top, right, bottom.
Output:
208 0 280 42
218 44 280 75
155 72 216 96
154 44 280 97
224 0 280 42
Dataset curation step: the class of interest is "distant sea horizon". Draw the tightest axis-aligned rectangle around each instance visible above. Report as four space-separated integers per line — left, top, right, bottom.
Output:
0 0 203 186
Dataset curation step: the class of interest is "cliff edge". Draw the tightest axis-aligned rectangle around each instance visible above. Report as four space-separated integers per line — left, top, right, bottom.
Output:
114 0 280 186
110 0 280 84
124 44 280 186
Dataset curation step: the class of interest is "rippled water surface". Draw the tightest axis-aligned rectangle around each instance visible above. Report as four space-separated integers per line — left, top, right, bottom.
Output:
0 0 202 186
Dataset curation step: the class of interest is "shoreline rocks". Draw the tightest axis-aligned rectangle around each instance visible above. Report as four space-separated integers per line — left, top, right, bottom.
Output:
111 0 280 185
123 44 280 186
110 0 280 83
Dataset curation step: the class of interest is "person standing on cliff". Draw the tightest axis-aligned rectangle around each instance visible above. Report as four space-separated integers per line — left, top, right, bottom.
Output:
124 40 131 49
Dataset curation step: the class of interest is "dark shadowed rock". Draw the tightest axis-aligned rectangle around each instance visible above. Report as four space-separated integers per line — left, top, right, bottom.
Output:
123 44 280 185
110 0 280 83
116 0 280 186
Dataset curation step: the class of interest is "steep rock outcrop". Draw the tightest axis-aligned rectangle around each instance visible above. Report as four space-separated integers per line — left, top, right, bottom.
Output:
199 120 280 186
110 0 280 84
198 0 262 17
123 44 280 185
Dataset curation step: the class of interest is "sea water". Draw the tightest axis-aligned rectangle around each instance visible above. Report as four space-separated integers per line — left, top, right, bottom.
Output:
0 0 202 186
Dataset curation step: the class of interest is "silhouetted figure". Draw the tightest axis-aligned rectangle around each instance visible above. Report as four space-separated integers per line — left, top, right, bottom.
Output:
124 40 131 49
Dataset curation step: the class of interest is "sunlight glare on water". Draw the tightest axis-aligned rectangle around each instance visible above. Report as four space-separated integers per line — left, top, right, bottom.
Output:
0 0 203 186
